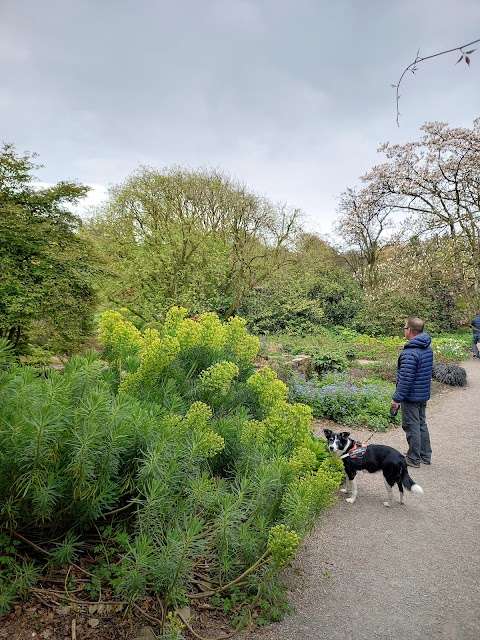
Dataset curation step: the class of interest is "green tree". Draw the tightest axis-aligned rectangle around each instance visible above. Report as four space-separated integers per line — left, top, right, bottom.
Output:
84 166 300 321
241 233 362 333
0 143 98 351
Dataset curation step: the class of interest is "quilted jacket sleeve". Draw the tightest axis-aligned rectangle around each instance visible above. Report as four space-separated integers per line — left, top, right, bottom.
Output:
392 349 418 403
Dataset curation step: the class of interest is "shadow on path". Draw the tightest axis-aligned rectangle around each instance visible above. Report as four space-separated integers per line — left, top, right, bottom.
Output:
244 359 480 640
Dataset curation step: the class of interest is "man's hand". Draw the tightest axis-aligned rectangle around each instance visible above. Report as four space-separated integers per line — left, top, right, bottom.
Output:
390 401 400 417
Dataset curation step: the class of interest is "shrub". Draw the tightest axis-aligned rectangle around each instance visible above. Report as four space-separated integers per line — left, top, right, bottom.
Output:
309 348 349 373
432 363 467 387
0 311 342 630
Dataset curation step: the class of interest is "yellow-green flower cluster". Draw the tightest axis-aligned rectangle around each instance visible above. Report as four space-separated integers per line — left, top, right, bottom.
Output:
239 419 267 447
318 453 345 477
264 401 312 451
247 368 289 412
120 333 180 394
267 524 300 567
198 361 239 395
98 310 143 356
286 446 318 477
280 460 344 531
197 312 226 350
240 404 313 454
175 318 202 350
224 316 260 368
183 401 213 431
242 368 313 453
163 306 189 336
182 401 225 458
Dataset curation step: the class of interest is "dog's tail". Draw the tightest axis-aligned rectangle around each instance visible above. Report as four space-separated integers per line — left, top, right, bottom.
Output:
401 467 424 495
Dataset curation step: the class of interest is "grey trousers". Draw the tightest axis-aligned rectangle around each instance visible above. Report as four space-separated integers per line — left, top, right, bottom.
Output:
401 400 432 464
473 334 480 357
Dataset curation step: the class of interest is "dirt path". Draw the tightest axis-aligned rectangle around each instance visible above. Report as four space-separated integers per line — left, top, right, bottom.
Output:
244 359 480 640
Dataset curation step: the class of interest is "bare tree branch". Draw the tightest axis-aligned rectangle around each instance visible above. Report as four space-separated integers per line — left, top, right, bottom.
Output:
394 38 480 126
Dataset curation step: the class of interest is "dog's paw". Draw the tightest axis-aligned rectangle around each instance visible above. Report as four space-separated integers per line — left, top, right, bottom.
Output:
340 488 350 494
383 501 392 508
345 497 356 504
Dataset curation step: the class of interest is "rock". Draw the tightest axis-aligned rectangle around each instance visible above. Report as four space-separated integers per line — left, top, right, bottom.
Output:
176 606 192 621
288 354 312 379
133 627 157 640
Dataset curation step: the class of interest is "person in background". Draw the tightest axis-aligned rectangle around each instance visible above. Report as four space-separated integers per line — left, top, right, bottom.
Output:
391 317 434 468
471 311 480 358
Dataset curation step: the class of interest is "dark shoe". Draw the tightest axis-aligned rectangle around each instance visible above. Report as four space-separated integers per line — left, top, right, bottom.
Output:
406 457 420 468
421 457 432 465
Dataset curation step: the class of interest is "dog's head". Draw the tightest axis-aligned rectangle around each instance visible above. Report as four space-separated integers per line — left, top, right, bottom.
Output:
323 429 351 456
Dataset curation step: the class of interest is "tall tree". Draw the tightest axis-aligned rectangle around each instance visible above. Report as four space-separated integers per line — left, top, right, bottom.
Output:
334 186 395 290
0 144 98 351
359 120 480 310
85 166 300 320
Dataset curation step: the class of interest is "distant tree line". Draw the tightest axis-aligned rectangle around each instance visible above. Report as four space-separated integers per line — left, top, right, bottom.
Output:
2 119 478 352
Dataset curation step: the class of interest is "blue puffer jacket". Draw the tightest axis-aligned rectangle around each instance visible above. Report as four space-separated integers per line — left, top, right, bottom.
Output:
472 316 480 335
393 332 434 403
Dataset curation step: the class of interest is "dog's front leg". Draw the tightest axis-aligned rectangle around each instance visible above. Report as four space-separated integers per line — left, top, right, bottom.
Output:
345 477 357 504
340 477 352 495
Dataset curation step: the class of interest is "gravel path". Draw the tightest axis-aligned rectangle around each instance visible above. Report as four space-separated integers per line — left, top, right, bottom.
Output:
244 358 480 640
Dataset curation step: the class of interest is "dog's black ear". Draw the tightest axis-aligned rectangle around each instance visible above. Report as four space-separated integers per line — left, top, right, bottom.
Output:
340 431 350 439
323 429 332 438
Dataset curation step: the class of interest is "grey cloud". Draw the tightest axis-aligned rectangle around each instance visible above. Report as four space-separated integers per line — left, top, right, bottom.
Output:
1 0 479 233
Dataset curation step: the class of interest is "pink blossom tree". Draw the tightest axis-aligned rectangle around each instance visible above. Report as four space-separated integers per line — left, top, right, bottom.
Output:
360 119 480 309
334 186 397 290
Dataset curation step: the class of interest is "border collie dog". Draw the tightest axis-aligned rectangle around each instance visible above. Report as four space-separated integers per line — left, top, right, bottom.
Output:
323 429 424 507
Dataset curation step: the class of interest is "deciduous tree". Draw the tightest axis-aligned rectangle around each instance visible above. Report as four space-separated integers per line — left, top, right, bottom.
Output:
360 120 480 310
85 166 300 320
0 144 98 351
334 187 395 290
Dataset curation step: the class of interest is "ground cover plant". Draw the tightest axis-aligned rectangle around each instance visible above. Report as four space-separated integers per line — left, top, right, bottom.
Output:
262 328 470 430
289 373 399 431
0 313 343 637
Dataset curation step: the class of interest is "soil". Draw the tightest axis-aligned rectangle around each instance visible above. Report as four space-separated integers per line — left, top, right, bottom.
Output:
2 360 478 640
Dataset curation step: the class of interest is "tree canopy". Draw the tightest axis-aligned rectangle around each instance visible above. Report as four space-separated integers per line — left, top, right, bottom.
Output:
0 143 99 351
84 166 301 321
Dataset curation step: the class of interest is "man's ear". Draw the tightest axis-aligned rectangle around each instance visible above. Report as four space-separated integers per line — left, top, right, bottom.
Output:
323 429 332 438
340 431 350 439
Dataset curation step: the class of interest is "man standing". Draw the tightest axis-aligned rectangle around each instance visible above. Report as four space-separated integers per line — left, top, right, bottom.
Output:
391 317 434 468
471 311 480 358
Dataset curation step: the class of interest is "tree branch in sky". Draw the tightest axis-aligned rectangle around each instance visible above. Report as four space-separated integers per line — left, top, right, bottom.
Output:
393 38 480 126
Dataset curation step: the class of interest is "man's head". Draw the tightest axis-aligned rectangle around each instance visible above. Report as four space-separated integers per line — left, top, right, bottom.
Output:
404 317 424 339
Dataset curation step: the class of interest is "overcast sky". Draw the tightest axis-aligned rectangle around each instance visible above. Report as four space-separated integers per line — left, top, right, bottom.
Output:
1 0 479 235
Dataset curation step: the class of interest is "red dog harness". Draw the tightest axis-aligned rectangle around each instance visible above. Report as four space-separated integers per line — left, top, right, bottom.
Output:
341 442 368 459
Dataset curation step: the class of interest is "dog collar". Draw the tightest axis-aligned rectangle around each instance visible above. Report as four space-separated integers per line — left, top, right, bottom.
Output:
341 442 367 459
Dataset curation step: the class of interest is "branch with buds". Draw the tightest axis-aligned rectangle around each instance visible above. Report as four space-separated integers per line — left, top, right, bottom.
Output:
393 38 480 126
